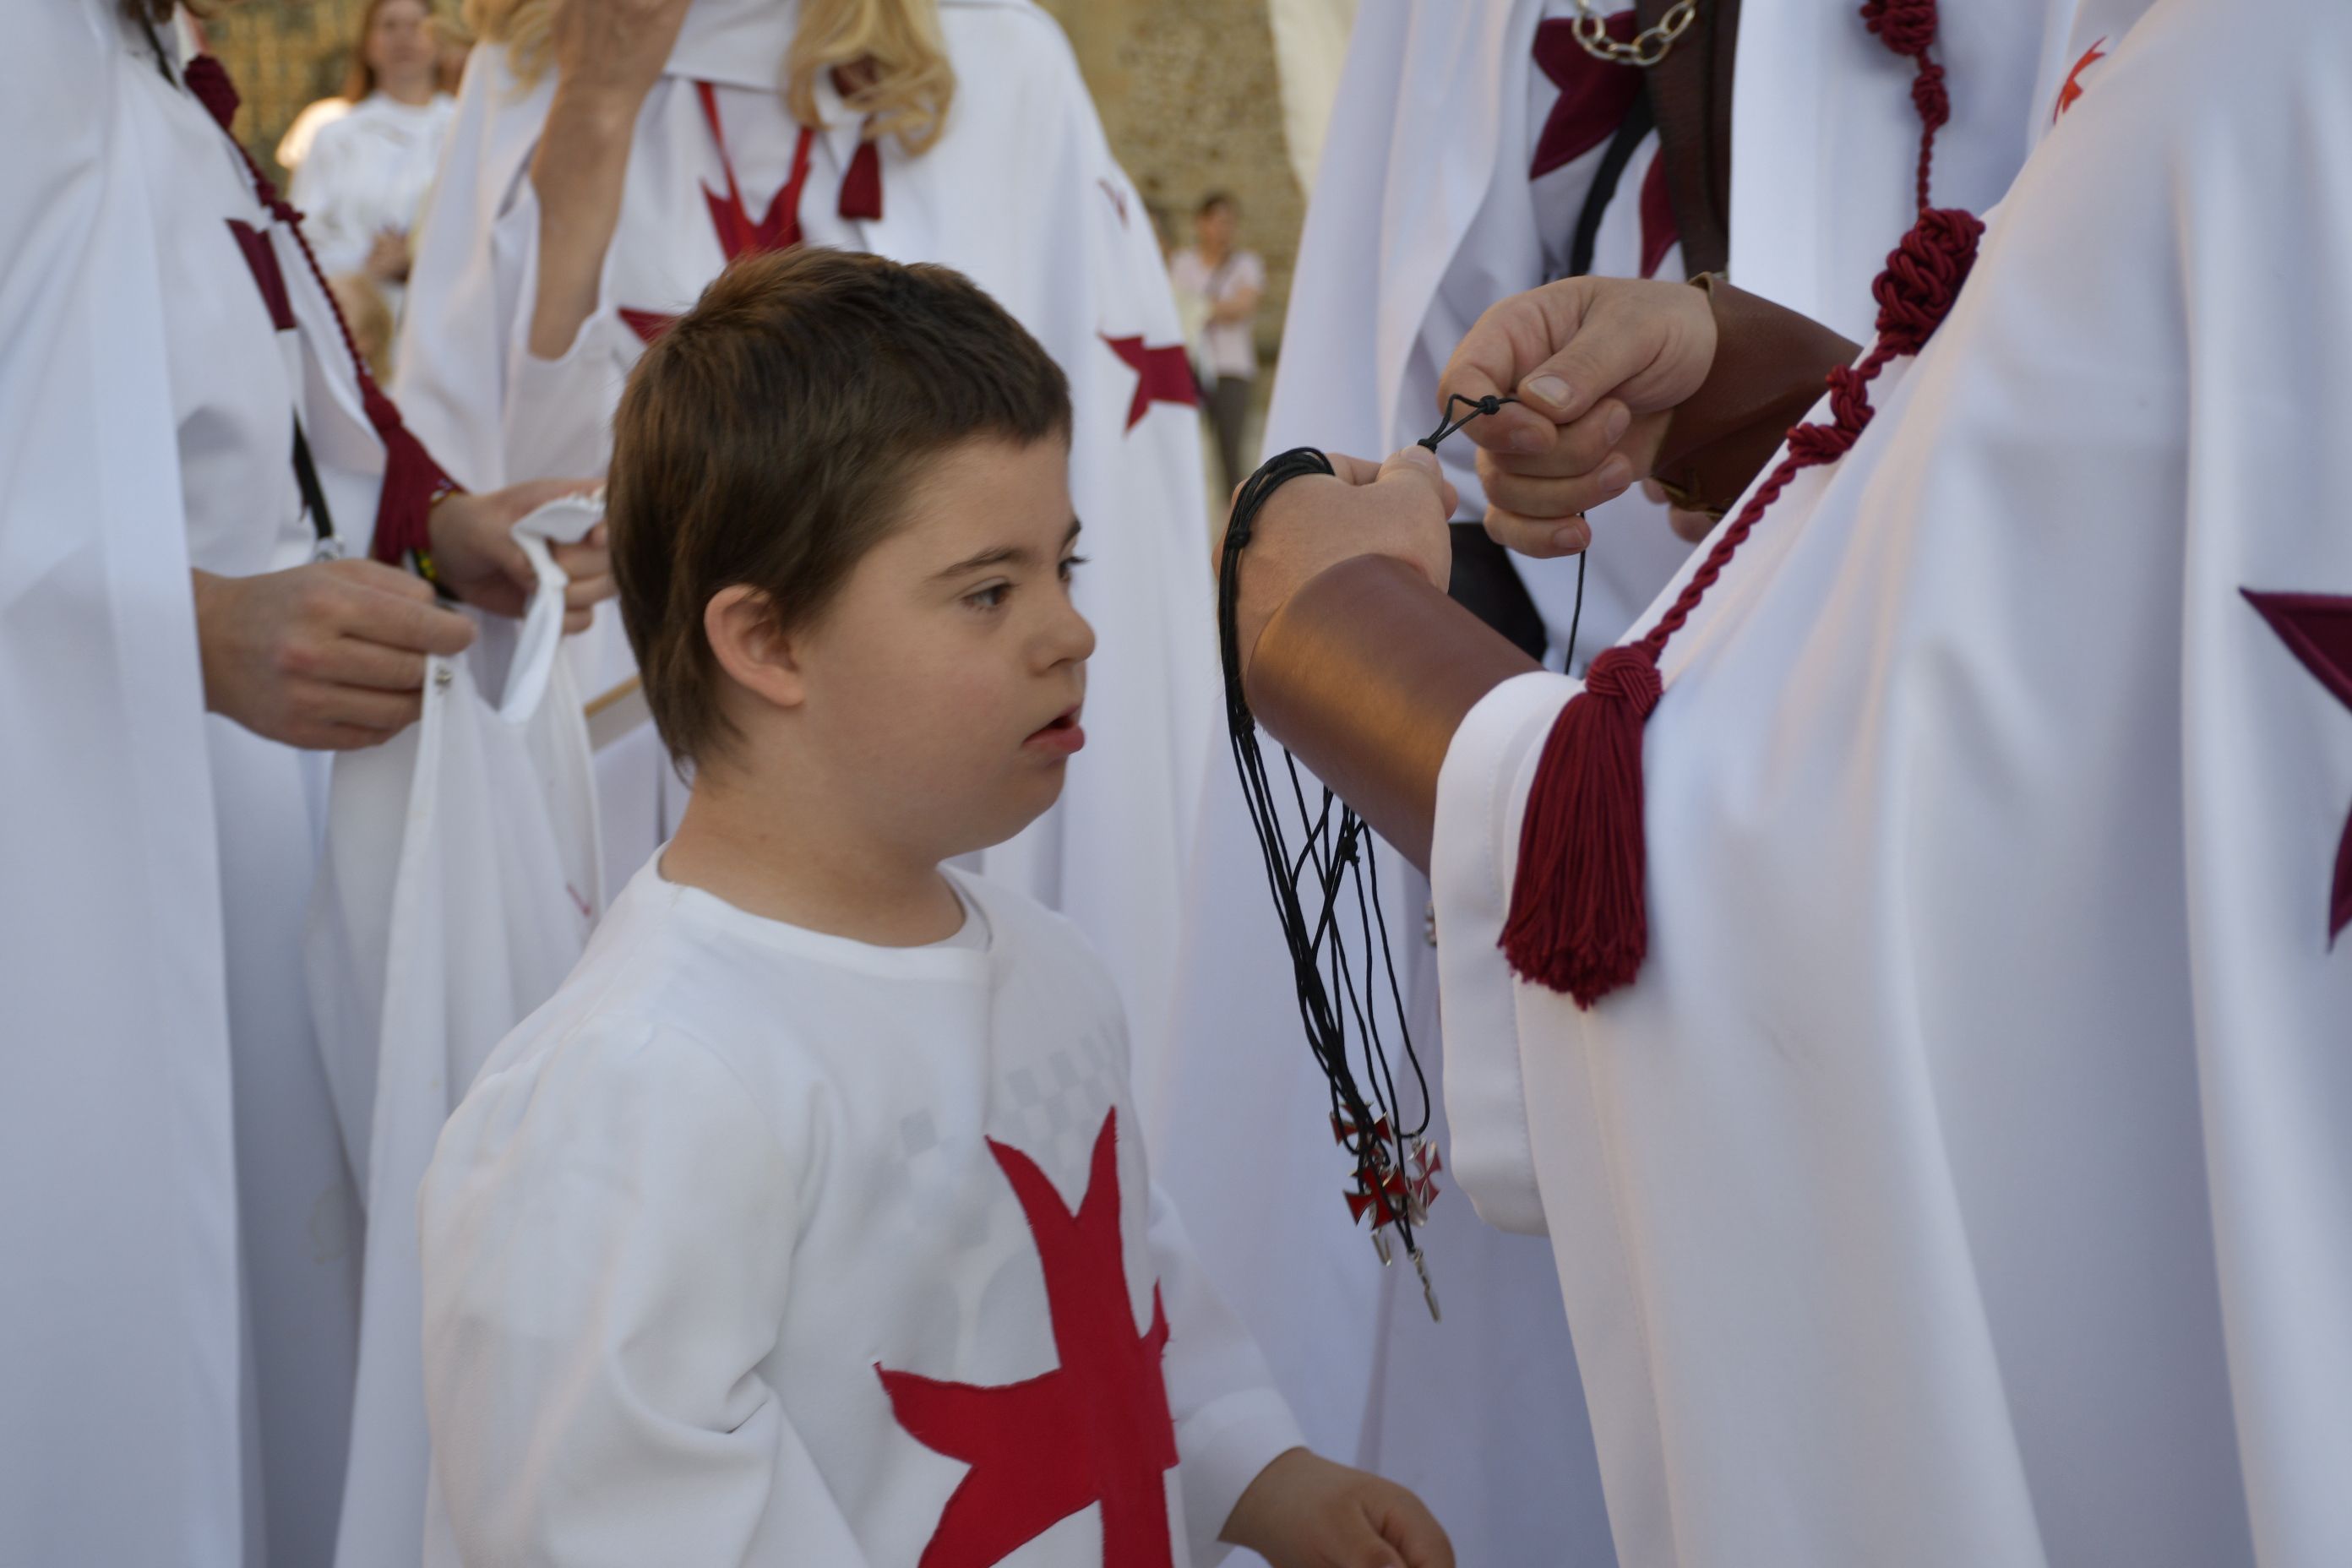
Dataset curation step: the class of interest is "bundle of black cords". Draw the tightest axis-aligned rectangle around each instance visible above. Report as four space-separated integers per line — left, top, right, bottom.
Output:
1214 395 1554 1323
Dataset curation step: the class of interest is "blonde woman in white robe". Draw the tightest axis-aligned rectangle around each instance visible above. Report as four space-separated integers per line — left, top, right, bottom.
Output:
396 0 1219 1100
0 6 609 1563
291 0 459 317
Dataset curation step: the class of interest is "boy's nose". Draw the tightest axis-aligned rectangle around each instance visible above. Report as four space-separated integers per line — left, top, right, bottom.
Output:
1048 600 1097 667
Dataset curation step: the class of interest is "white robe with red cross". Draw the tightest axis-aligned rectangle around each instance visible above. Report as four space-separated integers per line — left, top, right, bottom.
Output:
1152 7 2110 1565
1434 0 2352 1562
418 862 1303 1568
395 0 1219 1096
0 4 444 1564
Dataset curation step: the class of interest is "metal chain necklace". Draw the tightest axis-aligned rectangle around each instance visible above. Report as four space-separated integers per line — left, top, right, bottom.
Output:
1571 0 1699 68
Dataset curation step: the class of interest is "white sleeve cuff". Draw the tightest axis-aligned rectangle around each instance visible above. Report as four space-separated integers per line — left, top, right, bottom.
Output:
1433 670 1581 1237
1174 1385 1307 1568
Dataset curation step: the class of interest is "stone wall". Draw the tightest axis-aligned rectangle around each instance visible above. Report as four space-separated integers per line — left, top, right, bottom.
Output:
206 1 1304 354
1035 0 1303 360
202 0 371 186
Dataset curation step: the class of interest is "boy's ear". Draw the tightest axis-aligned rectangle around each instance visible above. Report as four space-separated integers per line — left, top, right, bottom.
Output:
704 585 808 711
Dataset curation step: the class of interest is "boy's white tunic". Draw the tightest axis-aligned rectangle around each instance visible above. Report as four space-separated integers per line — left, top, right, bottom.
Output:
419 864 1303 1565
397 0 1217 1079
1432 0 2352 1562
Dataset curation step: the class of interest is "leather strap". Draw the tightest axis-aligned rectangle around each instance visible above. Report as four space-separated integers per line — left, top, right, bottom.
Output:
1652 275 1861 517
1638 0 1740 277
1247 554 1539 871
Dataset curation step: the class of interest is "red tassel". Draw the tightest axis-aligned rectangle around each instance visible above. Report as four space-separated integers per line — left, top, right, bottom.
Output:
1500 646 1663 1008
362 383 449 566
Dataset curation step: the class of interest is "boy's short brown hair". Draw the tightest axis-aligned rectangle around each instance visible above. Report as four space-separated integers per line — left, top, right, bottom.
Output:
607 248 1073 769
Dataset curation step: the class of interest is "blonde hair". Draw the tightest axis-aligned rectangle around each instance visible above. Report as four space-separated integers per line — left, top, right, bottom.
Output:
467 0 954 153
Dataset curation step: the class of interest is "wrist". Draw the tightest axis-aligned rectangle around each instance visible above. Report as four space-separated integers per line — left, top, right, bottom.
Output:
189 569 234 716
542 85 644 147
1651 275 1861 517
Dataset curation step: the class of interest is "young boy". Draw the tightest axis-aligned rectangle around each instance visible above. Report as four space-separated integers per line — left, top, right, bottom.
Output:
416 248 1452 1568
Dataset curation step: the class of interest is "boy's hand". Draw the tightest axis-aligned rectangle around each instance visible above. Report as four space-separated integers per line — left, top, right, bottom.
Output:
1220 1448 1455 1568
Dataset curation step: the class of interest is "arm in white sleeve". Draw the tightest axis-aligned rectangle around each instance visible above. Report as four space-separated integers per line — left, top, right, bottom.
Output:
491 172 632 482
1431 669 1582 1238
1146 1180 1309 1567
419 1020 867 1566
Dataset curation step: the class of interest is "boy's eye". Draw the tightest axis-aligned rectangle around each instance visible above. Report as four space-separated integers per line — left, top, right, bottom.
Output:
1059 553 1089 582
966 582 1010 611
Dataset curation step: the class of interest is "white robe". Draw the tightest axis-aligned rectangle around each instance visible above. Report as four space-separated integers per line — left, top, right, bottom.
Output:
1157 7 2094 1560
3 4 412 1563
1434 0 2349 1562
419 862 1305 1566
395 0 1218 1093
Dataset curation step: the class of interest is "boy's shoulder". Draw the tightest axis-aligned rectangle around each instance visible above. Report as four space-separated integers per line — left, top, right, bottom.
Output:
949 867 1120 996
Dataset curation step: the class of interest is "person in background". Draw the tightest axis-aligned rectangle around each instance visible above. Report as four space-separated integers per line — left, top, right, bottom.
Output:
1168 191 1264 494
290 0 455 319
275 90 349 172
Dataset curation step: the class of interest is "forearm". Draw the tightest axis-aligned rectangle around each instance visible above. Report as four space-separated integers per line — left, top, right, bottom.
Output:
1207 291 1260 325
1650 277 1862 516
1244 553 1538 871
526 91 640 361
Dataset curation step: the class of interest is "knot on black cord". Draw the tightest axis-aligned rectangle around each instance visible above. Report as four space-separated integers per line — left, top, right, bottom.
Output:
1859 0 1938 57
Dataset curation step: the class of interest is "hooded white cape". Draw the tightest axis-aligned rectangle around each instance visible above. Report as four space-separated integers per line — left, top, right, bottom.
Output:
1434 0 2348 1560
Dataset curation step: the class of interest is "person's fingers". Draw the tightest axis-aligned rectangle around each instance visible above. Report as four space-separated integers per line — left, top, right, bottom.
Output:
1480 450 1633 522
313 637 430 692
1440 280 1611 454
328 555 440 603
1484 502 1592 559
1477 442 1631 523
1375 444 1457 520
291 681 423 737
1369 1489 1456 1568
1476 396 1631 476
563 574 615 613
345 582 478 656
561 606 595 635
1321 449 1387 487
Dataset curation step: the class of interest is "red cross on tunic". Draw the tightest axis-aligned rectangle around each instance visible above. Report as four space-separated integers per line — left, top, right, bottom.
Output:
2245 589 2352 945
1102 335 1199 432
623 82 884 343
2054 37 2108 122
878 1108 1179 1568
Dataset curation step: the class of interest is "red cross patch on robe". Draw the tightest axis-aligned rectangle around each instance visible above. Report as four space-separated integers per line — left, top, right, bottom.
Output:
878 1108 1179 1568
2245 589 2352 945
1102 335 1200 432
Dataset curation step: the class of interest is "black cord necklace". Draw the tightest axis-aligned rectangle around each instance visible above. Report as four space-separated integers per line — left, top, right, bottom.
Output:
1214 395 1533 1322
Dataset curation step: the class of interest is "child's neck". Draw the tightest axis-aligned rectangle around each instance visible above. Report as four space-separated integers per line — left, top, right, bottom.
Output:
658 775 966 947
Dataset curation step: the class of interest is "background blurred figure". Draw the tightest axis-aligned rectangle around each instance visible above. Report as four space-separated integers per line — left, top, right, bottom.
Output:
1169 190 1264 494
275 90 350 172
290 0 455 320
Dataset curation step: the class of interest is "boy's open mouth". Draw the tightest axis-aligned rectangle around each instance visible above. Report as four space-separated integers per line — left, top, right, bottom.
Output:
1024 706 1086 755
